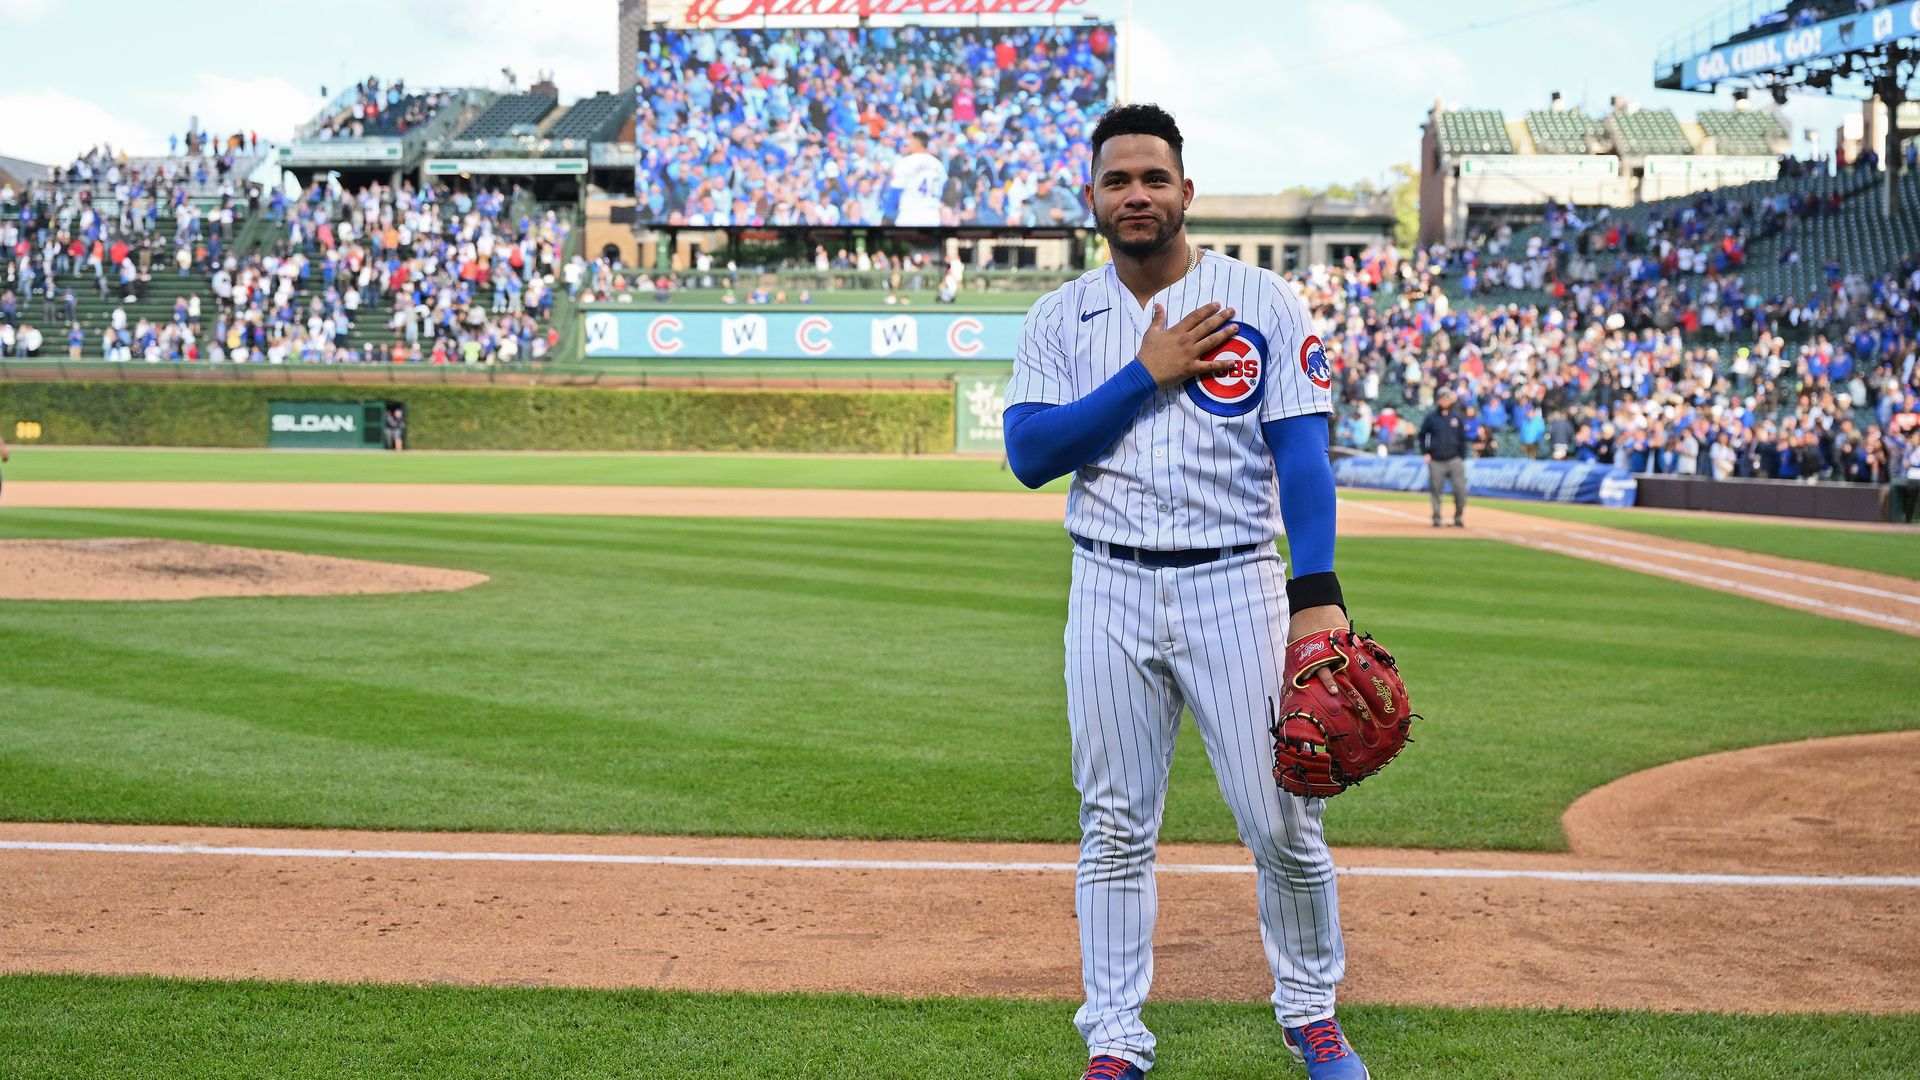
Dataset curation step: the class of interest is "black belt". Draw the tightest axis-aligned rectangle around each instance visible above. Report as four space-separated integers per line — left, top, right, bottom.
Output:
1072 534 1261 568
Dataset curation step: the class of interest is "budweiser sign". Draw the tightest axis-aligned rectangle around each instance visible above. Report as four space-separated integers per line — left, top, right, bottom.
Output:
679 0 1092 22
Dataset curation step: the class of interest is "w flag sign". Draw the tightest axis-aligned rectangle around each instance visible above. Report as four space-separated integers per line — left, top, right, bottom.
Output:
720 316 769 356
871 316 918 357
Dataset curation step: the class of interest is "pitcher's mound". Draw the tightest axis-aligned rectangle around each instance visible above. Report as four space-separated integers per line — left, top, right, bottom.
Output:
0 538 488 601
1562 730 1920 875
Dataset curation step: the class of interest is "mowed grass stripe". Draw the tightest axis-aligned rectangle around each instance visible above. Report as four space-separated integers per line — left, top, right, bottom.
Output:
1342 489 1919 581
0 511 1913 849
13 448 1904 576
1490 499 1919 581
3 448 1068 492
3 975 1916 1080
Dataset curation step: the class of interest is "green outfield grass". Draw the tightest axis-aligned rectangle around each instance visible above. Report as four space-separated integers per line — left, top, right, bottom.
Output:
1492 501 1920 580
4 975 1915 1080
0 510 1911 850
2 447 1062 492
12 449 1909 576
1340 490 1919 580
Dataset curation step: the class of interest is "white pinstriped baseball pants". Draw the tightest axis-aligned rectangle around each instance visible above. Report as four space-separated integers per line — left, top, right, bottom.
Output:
1065 544 1343 1070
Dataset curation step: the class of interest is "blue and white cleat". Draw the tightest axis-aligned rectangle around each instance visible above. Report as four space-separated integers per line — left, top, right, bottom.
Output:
1283 1016 1371 1079
1080 1055 1144 1080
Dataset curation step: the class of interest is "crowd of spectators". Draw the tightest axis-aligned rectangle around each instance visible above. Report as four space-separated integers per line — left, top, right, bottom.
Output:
2 160 568 363
205 179 568 364
1296 244 1920 484
313 76 450 139
570 245 957 306
632 24 1112 227
2 147 260 359
1448 147 1920 330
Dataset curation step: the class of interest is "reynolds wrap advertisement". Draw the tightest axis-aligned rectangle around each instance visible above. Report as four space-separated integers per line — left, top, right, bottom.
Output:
582 310 1025 361
1335 455 1638 506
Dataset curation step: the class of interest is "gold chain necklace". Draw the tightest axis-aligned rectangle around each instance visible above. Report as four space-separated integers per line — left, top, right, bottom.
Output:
1185 244 1197 276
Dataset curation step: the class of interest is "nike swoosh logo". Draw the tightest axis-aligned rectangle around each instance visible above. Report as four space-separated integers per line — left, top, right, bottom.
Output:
1079 307 1111 322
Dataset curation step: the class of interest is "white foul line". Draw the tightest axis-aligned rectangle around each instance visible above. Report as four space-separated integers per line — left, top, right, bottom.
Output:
1562 530 1920 607
1496 530 1920 632
3 840 1916 889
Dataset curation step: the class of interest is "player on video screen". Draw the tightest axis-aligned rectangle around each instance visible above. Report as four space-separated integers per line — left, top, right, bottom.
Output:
885 131 949 228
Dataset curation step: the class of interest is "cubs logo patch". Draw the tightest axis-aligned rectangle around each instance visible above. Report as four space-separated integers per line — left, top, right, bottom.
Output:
1301 334 1332 390
1184 322 1269 417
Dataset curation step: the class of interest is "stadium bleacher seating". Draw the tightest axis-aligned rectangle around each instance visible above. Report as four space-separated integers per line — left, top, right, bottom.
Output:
357 94 443 136
1740 171 1920 296
546 93 627 142
456 93 559 139
1697 109 1787 156
1472 163 1907 302
1437 110 1514 154
1607 108 1694 155
1525 110 1601 154
5 176 579 363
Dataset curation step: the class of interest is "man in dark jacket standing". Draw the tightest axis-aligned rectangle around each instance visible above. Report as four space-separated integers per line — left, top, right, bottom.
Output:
1420 388 1469 527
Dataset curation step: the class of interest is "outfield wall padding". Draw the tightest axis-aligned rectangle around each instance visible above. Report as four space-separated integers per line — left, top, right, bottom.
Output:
1633 474 1891 522
0 382 954 453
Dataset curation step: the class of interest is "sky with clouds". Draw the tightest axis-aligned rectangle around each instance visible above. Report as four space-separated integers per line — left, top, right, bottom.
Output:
0 0 1866 192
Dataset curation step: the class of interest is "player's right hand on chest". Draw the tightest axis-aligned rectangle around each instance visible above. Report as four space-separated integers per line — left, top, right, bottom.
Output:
1136 301 1239 388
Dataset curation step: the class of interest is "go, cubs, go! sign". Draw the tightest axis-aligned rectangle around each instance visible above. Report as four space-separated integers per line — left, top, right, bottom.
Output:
582 309 1025 361
1678 4 1920 89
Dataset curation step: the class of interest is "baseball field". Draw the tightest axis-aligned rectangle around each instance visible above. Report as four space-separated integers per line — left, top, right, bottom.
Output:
2 448 1917 1078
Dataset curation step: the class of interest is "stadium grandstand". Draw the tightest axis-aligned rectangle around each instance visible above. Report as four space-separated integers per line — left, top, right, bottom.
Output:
1525 108 1603 155
1420 96 1792 247
0 0 1915 505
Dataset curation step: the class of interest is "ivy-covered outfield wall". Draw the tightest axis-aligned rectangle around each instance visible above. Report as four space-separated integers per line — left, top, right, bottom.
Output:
0 382 955 454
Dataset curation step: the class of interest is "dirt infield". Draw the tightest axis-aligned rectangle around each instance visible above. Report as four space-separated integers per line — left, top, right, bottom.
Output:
2 733 1915 1014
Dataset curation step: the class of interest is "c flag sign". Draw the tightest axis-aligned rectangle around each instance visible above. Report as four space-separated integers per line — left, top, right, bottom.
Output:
796 316 832 355
948 317 984 356
647 316 683 355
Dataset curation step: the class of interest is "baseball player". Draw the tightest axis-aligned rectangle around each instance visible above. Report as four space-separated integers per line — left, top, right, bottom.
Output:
883 131 949 228
1005 103 1367 1080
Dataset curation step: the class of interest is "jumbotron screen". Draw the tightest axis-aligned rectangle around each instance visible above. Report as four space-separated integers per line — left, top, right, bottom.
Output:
633 23 1116 229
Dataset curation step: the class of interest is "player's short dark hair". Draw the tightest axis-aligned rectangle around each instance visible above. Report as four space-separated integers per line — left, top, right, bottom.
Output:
911 130 931 145
1091 103 1184 175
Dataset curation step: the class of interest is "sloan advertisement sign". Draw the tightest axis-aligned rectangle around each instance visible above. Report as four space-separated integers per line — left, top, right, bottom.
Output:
268 401 391 450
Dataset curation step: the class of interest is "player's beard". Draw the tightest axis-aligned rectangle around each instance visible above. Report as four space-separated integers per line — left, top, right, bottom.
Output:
1097 203 1184 261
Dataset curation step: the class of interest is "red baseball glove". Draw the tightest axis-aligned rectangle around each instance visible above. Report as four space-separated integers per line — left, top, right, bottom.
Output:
1270 628 1416 798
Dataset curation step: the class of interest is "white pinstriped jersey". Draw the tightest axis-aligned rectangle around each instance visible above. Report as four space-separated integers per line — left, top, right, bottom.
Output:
1007 250 1334 550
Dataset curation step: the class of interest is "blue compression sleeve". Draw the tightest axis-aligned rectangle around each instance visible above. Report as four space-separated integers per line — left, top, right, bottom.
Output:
1004 360 1158 489
1262 413 1337 577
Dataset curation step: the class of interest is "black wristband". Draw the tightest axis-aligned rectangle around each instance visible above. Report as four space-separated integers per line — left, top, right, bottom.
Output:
1287 571 1346 615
